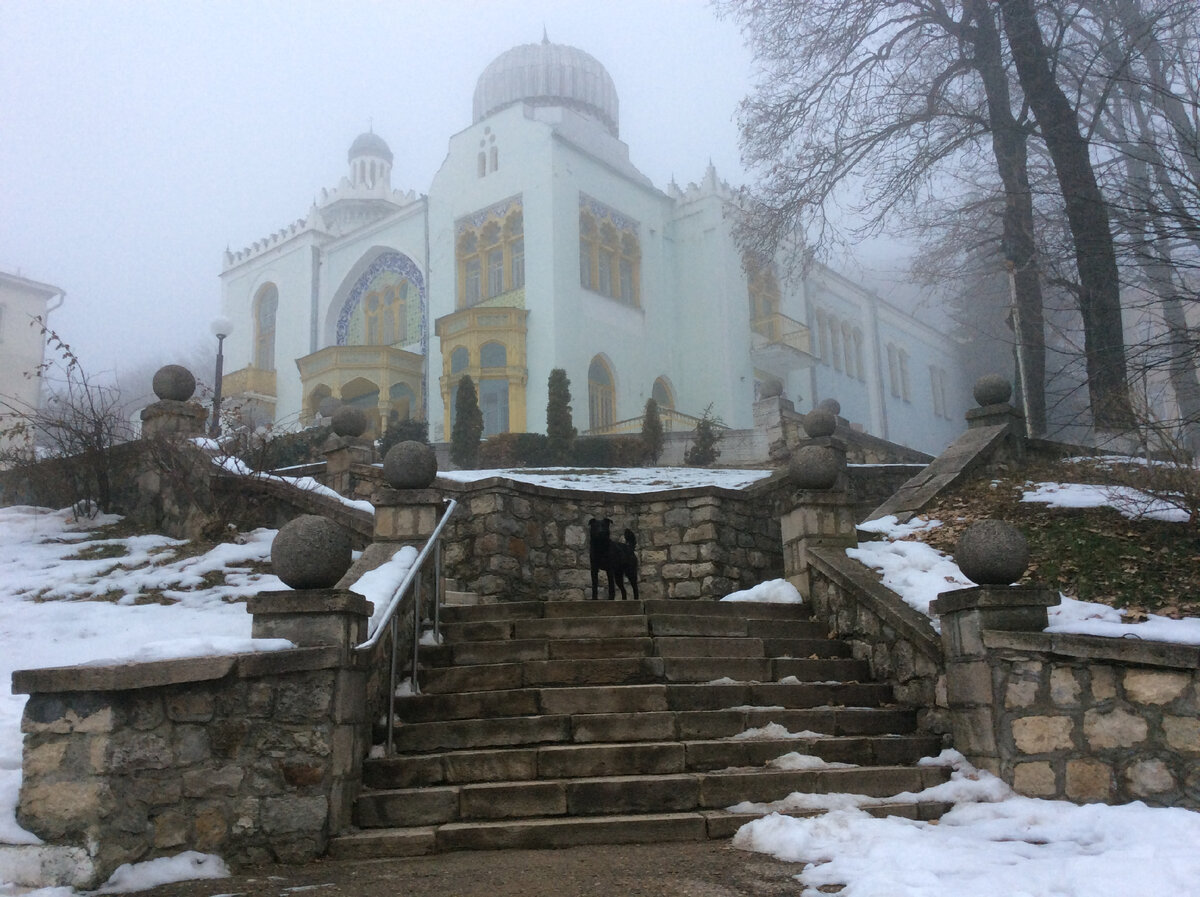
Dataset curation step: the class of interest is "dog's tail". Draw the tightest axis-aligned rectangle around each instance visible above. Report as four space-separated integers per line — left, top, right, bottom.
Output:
624 528 637 548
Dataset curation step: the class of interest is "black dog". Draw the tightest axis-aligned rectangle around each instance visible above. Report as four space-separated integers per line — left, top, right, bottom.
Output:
587 517 639 600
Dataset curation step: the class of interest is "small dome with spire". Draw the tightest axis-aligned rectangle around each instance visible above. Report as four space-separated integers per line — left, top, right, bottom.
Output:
473 35 619 137
348 131 393 164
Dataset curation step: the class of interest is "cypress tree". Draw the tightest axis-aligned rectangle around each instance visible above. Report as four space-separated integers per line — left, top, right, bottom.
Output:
684 404 723 467
450 375 483 468
641 397 664 464
546 368 577 465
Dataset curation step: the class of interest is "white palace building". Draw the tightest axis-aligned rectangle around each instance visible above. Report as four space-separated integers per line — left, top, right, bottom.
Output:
218 37 968 455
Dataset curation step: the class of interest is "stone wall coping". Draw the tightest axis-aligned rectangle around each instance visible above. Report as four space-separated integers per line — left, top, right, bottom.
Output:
211 473 373 536
11 646 345 695
983 629 1200 670
246 589 373 617
233 645 347 677
372 486 445 506
418 471 791 504
807 545 943 662
931 586 1060 616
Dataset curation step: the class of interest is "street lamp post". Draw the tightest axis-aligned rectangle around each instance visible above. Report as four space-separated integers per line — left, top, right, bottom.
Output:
210 317 233 438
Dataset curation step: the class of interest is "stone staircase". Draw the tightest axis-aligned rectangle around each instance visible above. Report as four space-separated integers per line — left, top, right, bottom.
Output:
329 599 950 859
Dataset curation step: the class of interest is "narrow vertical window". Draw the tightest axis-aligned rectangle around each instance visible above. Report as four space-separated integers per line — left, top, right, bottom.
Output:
580 239 592 288
511 238 525 289
588 357 615 430
487 248 504 298
465 259 481 307
598 248 613 297
619 258 634 305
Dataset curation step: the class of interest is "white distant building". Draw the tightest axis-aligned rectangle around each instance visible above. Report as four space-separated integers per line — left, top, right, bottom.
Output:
219 37 967 455
0 271 64 457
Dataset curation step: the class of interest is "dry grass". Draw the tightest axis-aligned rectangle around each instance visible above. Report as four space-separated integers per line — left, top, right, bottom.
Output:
910 457 1200 619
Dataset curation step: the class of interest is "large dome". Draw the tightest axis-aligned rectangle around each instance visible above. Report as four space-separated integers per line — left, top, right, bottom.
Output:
348 131 393 164
473 37 619 137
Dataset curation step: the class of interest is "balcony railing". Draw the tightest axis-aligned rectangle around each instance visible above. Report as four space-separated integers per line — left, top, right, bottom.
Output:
752 313 812 354
585 408 722 436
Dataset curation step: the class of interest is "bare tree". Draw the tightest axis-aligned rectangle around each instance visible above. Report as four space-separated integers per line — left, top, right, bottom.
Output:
720 0 1056 429
0 319 135 513
997 0 1134 427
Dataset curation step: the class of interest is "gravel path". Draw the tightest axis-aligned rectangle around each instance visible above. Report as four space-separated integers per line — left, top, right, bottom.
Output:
133 841 807 897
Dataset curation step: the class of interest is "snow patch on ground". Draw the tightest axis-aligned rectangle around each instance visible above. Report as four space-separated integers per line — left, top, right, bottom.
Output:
720 579 803 604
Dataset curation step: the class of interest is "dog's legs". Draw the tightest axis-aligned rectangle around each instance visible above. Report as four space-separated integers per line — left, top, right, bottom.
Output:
591 566 600 600
606 570 618 600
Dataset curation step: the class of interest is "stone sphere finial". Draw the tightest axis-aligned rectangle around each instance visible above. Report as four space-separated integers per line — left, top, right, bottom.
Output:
331 406 368 438
955 519 1029 586
384 440 438 489
151 365 196 402
802 408 837 438
973 374 1013 407
790 444 841 490
817 397 841 416
271 515 353 589
759 378 784 399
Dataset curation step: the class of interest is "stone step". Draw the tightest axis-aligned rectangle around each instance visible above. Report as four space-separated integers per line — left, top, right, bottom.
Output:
387 697 923 755
419 636 850 669
444 590 480 607
417 655 871 693
363 732 943 788
354 763 950 828
393 682 903 724
437 614 829 645
439 600 813 625
420 637 658 667
328 801 952 859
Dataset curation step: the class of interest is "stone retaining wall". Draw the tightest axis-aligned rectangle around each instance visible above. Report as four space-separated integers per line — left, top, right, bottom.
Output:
12 645 370 888
975 631 1200 807
806 547 949 734
433 476 789 602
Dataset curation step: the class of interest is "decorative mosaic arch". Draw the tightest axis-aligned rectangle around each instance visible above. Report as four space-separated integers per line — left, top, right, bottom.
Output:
334 250 429 417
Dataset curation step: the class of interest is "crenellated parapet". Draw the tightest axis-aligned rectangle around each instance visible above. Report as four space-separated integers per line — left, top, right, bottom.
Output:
666 162 736 205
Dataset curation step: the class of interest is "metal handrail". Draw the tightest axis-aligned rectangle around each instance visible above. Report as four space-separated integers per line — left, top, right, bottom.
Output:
355 497 458 755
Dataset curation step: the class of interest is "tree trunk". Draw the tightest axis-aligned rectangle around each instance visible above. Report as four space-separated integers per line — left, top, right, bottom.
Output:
967 0 1047 435
997 0 1134 429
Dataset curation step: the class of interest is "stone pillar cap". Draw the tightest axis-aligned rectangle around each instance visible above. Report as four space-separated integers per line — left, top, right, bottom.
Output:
247 589 373 617
931 585 1059 616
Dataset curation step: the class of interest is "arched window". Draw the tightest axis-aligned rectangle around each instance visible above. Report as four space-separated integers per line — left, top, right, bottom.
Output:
456 204 524 309
480 342 506 368
253 284 278 371
652 377 675 411
450 346 469 374
852 329 865 381
579 200 640 307
389 382 416 422
477 152 486 178
588 357 615 430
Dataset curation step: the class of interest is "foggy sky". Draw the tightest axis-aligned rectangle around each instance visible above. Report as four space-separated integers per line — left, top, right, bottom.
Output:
1 1 756 383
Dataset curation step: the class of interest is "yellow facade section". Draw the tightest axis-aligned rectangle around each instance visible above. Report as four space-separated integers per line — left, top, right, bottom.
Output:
435 306 529 440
